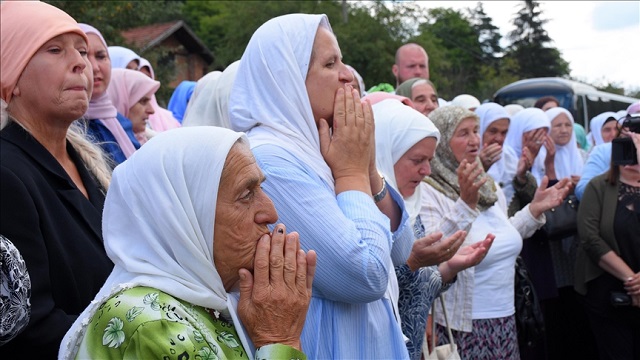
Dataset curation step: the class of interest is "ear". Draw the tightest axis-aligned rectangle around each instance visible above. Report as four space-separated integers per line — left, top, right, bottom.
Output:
392 64 399 78
12 85 20 97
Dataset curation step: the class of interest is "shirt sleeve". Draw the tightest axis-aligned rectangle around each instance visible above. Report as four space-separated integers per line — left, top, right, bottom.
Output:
577 178 612 262
256 148 394 303
576 144 610 201
418 182 479 237
388 186 413 267
509 203 546 239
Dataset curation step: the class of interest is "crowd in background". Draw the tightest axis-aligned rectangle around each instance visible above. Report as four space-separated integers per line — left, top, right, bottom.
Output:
1 2 639 360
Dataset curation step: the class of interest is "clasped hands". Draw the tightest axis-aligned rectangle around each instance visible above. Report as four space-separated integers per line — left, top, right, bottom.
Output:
238 225 316 351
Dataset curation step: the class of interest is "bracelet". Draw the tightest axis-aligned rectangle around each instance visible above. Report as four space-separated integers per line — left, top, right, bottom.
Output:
373 175 388 203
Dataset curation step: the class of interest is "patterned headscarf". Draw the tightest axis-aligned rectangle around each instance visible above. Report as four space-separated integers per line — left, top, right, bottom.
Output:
423 106 498 211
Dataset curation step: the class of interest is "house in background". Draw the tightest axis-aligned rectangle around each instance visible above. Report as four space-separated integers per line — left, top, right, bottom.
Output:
121 20 214 88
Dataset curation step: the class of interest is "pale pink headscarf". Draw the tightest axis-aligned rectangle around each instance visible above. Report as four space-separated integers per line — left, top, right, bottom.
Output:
1 1 88 104
136 58 181 132
79 23 137 158
107 69 160 118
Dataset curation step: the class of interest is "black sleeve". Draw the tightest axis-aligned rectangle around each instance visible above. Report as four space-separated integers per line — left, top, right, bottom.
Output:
0 166 76 357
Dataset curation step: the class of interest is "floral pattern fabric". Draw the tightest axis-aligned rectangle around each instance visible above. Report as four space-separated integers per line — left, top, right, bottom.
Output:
75 286 306 360
0 235 31 345
396 215 450 360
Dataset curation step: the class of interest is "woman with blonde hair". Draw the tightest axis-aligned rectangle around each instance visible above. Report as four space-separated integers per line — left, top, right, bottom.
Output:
1 1 113 356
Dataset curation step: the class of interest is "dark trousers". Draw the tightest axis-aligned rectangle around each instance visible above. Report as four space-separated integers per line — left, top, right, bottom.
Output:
584 303 640 360
542 286 598 360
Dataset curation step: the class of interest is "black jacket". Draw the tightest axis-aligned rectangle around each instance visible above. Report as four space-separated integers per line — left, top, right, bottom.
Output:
1 123 113 357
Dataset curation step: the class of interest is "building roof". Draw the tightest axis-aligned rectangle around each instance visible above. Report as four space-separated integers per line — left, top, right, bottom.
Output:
121 20 213 64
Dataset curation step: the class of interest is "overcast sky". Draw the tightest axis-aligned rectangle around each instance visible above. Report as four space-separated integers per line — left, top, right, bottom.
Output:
415 1 639 92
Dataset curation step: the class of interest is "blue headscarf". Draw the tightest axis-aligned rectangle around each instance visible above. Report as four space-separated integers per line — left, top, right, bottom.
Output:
168 81 197 123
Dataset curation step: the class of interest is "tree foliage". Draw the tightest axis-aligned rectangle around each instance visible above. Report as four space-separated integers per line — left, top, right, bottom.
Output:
504 0 570 79
45 0 634 101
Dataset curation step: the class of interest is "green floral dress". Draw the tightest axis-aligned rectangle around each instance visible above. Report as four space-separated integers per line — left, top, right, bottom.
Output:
75 286 306 360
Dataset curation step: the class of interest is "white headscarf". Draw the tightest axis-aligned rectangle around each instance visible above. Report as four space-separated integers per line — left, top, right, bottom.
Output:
503 107 550 185
228 13 335 190
476 102 518 202
107 45 140 69
539 107 584 180
372 99 440 225
183 60 240 128
59 127 254 359
587 111 617 147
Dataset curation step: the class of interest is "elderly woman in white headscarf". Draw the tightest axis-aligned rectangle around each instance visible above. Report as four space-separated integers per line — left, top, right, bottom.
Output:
503 108 552 186
182 61 240 128
419 106 570 360
540 107 584 186
59 127 316 359
373 99 493 360
229 13 415 359
476 102 537 216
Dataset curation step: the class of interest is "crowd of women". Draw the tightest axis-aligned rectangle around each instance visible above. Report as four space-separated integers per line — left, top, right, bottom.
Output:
1 2 638 360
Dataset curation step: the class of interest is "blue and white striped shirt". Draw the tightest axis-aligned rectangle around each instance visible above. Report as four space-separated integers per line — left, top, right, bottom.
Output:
253 143 413 359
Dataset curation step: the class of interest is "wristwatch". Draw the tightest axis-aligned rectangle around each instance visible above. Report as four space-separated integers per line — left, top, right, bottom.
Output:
373 175 388 203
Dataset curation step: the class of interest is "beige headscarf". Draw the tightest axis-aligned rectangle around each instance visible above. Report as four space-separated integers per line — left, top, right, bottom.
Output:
1 1 88 104
424 106 498 211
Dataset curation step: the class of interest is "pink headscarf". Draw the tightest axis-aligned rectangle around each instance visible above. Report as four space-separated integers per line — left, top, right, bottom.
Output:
139 60 181 132
78 23 138 158
1 1 88 104
107 69 160 118
627 101 640 115
361 92 413 107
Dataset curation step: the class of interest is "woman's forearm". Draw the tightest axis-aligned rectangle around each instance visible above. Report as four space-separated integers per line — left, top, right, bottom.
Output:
598 251 635 282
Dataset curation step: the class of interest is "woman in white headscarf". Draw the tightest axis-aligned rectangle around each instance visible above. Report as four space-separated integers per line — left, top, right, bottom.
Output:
587 111 619 148
503 108 551 186
182 60 240 128
59 127 316 359
541 107 584 185
419 105 570 360
476 103 537 216
373 99 493 360
229 13 415 359
107 46 140 70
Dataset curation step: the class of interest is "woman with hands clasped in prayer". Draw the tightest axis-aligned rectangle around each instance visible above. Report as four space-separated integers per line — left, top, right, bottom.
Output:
229 14 416 359
59 127 315 359
419 106 571 359
372 98 493 360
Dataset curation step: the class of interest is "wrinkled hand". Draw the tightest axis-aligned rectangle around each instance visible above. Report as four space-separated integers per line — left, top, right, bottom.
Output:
406 230 467 271
458 159 487 210
238 224 317 350
543 134 556 165
516 147 534 178
523 128 547 158
528 176 572 218
444 234 495 274
319 86 373 192
479 143 502 171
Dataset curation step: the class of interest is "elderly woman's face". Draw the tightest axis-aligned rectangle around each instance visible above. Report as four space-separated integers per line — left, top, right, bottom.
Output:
305 26 354 126
13 33 92 121
450 117 481 164
128 91 155 134
411 83 438 116
213 142 278 291
394 137 437 198
87 33 111 98
549 113 573 146
482 118 509 146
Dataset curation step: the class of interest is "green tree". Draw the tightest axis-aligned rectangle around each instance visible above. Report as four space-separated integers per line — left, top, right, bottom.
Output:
468 2 502 67
414 8 484 100
505 0 570 79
